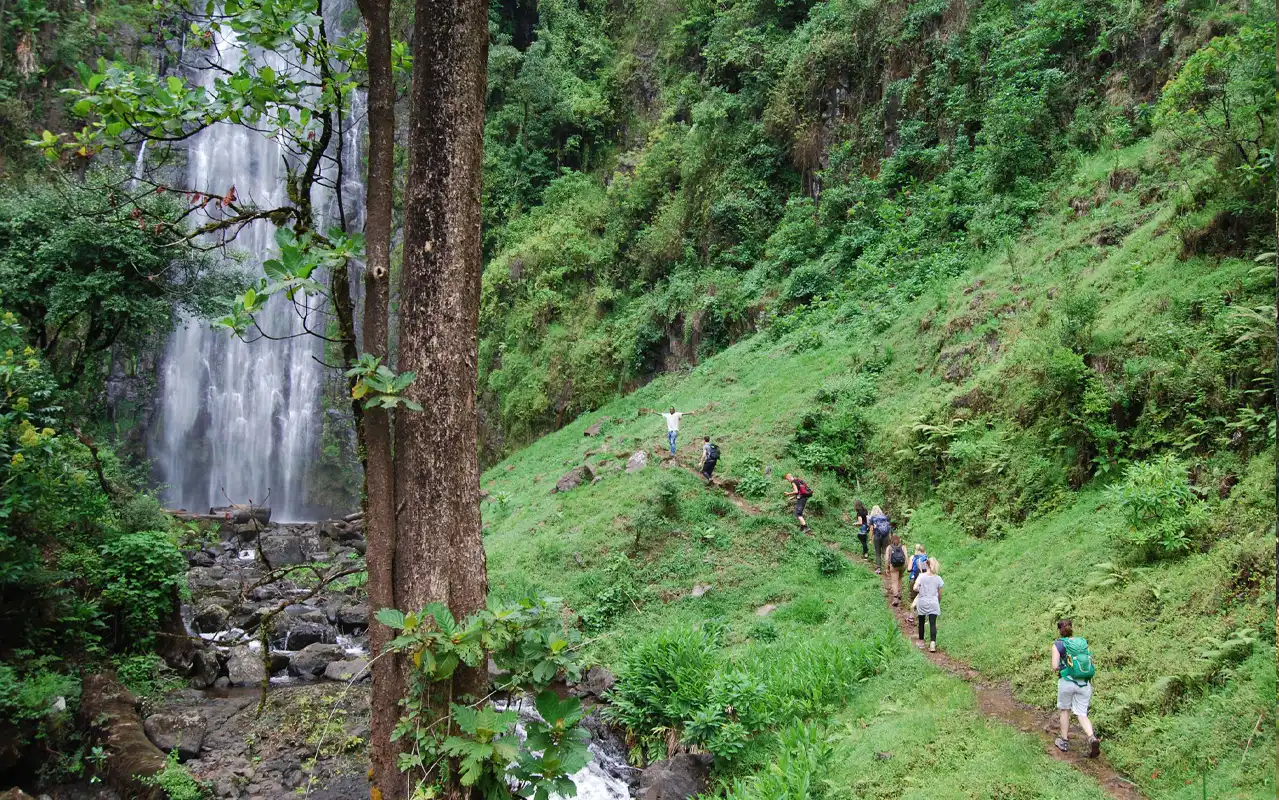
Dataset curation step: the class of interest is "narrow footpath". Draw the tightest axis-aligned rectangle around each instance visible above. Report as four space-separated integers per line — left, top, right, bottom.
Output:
664 453 1145 800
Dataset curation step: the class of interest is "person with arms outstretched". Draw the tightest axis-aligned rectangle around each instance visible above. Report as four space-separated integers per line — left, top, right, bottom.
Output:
783 473 813 534
640 406 695 456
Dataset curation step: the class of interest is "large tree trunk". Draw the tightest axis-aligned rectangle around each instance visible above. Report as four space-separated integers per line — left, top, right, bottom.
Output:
372 0 491 796
356 0 402 795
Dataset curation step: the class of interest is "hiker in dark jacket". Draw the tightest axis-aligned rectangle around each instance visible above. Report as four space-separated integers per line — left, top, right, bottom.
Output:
868 505 891 574
698 436 719 484
1052 619 1100 758
853 500 870 559
783 474 812 534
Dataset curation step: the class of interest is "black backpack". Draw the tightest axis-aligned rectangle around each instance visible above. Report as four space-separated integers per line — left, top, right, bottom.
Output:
706 443 720 462
889 545 906 567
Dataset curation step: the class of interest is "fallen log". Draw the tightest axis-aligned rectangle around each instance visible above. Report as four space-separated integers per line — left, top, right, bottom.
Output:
207 504 271 524
80 674 165 800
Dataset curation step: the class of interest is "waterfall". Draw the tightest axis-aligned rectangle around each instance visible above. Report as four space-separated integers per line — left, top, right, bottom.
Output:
150 3 362 521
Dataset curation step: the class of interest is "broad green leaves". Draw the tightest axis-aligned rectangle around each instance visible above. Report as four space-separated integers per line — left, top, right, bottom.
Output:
343 353 422 412
382 595 590 799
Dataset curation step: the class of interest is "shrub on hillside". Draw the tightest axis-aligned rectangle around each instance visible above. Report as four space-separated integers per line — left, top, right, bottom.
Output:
1105 456 1209 558
118 493 173 535
816 549 845 576
98 531 187 648
605 625 892 762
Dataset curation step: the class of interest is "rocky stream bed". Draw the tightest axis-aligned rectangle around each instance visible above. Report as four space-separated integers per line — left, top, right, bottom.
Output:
87 512 675 800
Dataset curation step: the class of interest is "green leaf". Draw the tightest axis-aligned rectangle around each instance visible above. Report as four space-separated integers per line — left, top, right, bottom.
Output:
262 259 288 281
375 607 407 629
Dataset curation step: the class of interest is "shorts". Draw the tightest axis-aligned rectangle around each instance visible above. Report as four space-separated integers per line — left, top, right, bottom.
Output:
794 495 808 517
1057 678 1093 716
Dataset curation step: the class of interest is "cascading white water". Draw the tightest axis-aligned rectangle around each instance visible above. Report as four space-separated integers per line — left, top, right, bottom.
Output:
151 6 359 521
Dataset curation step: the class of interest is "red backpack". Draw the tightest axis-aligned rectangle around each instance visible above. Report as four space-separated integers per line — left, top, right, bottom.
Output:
794 478 813 497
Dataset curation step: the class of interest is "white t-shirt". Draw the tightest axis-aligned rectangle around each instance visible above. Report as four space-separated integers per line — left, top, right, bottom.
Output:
915 574 944 616
661 412 683 432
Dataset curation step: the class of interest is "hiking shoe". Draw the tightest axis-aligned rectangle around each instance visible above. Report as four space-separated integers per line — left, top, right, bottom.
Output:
875 569 882 575
1054 738 1069 753
928 641 936 652
1087 737 1100 758
906 615 915 624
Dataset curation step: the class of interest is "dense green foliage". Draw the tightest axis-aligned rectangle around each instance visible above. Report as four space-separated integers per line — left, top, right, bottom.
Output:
476 0 1274 461
0 175 226 391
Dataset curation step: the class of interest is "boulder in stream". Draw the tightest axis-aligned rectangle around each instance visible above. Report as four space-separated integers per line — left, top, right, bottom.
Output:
637 753 713 800
226 646 265 687
323 658 370 682
328 602 368 632
192 603 230 634
288 644 347 679
143 710 206 761
259 534 306 568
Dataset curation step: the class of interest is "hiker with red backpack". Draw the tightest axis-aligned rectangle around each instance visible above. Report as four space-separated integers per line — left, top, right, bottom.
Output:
1053 619 1101 758
868 505 891 574
783 474 813 534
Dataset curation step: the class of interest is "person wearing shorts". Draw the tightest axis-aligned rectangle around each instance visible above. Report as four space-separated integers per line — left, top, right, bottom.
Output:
783 473 811 533
1052 619 1100 757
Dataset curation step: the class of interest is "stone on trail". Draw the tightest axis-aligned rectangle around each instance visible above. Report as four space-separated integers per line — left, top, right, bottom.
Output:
226 646 265 686
584 420 603 437
288 643 347 679
323 658 370 682
143 710 207 761
754 603 778 616
626 450 648 473
690 583 712 598
552 466 590 493
637 753 713 800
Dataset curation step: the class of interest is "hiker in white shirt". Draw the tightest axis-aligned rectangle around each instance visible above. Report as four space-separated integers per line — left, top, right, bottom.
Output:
640 405 696 455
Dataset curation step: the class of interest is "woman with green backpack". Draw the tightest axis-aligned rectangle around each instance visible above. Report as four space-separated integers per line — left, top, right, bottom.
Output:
1052 618 1100 758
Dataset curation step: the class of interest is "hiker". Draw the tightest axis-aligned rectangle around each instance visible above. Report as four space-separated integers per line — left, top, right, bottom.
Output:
913 557 943 652
907 543 929 623
640 406 696 456
885 534 907 606
699 436 720 484
853 500 870 559
868 505 891 574
1053 619 1101 758
783 474 812 534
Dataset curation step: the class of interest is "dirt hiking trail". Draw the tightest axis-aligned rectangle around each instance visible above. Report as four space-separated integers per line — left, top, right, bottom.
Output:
661 453 1145 800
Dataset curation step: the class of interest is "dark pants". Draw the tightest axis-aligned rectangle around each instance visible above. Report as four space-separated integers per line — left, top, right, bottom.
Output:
856 532 869 557
917 614 938 642
701 460 716 480
873 535 889 569
794 495 808 518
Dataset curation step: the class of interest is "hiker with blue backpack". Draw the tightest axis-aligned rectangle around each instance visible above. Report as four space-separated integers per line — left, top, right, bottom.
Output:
868 505 891 574
1053 618 1101 758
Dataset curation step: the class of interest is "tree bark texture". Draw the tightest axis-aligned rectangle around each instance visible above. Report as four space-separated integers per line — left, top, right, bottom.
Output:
356 0 402 796
374 0 491 796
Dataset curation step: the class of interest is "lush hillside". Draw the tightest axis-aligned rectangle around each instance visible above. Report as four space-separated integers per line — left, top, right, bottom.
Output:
477 134 1275 799
476 0 1274 461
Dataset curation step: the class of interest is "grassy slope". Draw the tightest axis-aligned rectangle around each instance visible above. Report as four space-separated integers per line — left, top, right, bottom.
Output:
479 139 1275 798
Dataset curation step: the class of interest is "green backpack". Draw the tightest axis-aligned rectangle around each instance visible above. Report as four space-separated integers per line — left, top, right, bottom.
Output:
1058 637 1096 685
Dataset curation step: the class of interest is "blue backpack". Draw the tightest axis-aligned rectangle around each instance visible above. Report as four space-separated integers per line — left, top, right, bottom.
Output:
872 516 891 537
